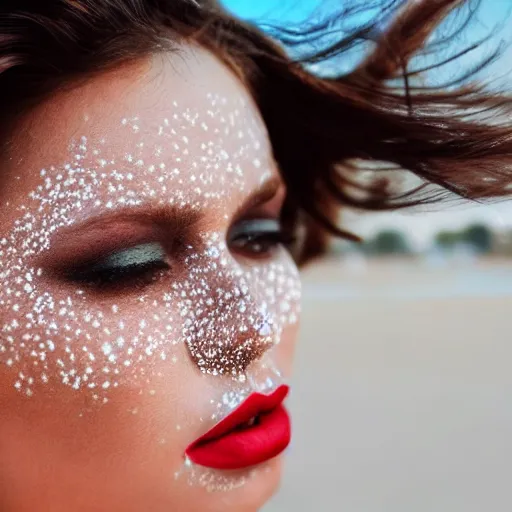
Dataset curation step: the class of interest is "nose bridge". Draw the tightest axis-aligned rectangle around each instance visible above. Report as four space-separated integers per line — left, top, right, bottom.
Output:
180 252 278 378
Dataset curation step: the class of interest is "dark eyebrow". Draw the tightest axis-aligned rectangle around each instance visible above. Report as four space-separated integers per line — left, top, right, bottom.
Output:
53 176 282 245
38 205 201 268
68 205 199 234
53 205 200 244
235 176 285 217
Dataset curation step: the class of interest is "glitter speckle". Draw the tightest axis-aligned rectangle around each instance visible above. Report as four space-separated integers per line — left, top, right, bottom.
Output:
102 343 112 355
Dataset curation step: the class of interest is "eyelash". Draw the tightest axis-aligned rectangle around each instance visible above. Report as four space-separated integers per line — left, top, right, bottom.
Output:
228 219 296 258
63 220 295 291
64 242 170 291
68 260 169 290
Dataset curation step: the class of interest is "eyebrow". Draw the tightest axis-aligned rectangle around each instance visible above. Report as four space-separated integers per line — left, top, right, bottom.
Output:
52 206 199 246
59 206 199 238
59 176 283 240
38 176 285 266
38 206 200 268
235 176 285 217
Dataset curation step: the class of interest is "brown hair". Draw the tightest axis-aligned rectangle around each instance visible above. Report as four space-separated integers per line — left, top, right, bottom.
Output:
1 0 511 263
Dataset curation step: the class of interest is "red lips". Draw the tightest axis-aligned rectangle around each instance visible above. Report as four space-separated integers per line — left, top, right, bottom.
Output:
185 385 291 470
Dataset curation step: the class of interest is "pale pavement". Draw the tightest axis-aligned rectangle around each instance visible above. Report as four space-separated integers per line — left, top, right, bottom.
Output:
264 258 512 512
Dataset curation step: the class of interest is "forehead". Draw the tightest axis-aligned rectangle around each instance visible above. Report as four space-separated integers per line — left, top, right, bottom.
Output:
1 46 275 222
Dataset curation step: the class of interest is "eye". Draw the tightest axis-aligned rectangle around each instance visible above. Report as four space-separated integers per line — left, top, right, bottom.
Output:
63 242 170 290
228 219 295 258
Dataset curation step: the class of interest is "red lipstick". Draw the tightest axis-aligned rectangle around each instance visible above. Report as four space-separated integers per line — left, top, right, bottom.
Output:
185 385 291 470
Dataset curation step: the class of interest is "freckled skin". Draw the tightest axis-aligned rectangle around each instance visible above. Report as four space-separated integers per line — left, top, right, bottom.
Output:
0 47 300 511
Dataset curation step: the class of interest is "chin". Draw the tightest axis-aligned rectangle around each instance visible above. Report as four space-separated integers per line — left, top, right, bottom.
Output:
189 457 284 512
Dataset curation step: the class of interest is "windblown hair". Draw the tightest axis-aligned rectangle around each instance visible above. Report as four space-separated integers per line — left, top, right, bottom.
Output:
1 0 511 263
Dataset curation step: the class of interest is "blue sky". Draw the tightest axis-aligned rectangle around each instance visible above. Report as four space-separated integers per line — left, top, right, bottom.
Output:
221 1 512 81
221 0 510 34
221 0 329 24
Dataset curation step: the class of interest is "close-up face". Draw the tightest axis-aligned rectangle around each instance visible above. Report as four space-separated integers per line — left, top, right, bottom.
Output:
0 45 301 512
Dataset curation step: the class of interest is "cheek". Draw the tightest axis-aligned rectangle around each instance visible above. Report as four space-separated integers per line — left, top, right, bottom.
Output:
273 320 300 379
0 383 193 510
0 257 193 410
0 285 195 496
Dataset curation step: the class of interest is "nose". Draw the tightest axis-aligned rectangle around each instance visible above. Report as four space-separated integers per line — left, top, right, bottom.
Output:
177 252 279 378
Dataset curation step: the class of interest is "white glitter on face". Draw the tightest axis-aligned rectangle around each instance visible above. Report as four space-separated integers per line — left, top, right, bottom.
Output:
0 91 301 402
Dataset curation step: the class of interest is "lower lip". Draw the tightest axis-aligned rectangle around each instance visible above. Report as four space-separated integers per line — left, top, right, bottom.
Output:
186 404 291 470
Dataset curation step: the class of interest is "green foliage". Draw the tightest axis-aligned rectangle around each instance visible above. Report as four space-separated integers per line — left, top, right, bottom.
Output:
435 231 461 248
461 224 492 254
365 230 411 255
331 223 506 258
434 224 493 254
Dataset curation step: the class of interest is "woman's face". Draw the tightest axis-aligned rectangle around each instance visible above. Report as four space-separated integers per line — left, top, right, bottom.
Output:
0 46 301 512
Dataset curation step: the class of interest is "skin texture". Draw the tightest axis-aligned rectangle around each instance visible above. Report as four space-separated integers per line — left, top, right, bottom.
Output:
0 46 300 512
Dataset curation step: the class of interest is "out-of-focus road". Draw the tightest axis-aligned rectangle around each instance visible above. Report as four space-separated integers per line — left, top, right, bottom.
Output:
264 258 512 512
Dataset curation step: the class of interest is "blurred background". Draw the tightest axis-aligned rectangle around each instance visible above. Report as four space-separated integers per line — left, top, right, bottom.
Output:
220 1 512 511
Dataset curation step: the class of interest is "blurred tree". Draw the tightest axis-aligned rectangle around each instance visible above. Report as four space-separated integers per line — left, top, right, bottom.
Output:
435 231 460 251
367 230 411 255
461 224 493 254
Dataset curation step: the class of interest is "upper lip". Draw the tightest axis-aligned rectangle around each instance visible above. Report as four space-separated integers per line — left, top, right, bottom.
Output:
185 384 289 455
190 385 289 445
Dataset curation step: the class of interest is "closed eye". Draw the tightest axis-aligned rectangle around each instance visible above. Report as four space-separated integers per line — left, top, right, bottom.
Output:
63 242 170 291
